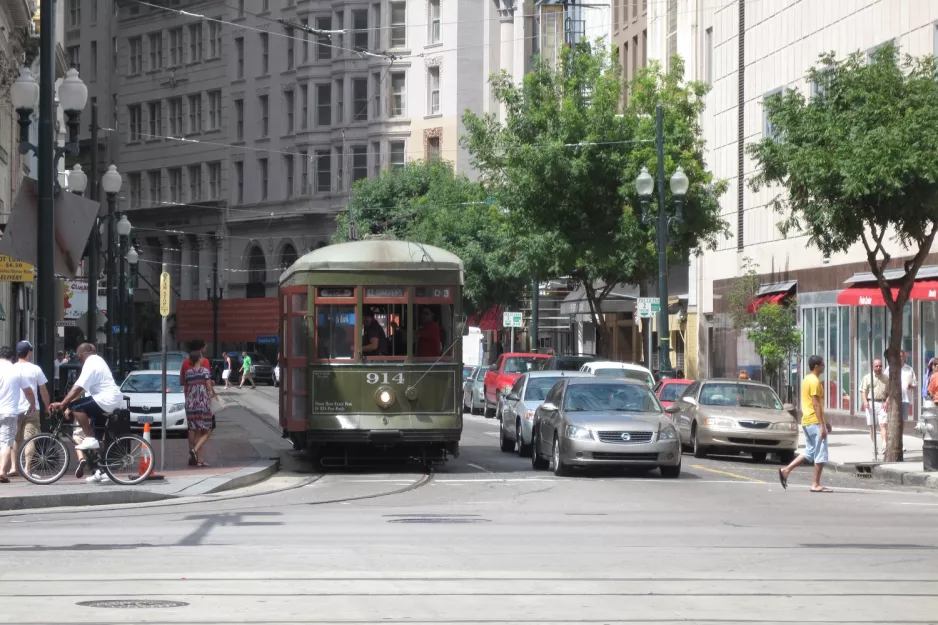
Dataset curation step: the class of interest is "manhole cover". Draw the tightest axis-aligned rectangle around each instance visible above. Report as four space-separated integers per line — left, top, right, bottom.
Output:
77 600 189 609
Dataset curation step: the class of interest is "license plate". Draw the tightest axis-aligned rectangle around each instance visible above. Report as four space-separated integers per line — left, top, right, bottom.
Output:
134 415 154 424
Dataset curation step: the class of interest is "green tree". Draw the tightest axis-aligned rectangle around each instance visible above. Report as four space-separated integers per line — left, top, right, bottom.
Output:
334 160 526 314
748 43 938 461
462 44 726 356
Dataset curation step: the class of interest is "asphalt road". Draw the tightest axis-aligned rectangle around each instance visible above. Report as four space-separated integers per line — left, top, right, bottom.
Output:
1 386 937 624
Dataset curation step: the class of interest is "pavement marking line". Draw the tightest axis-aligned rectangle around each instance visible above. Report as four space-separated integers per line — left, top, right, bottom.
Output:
690 464 766 483
467 463 493 473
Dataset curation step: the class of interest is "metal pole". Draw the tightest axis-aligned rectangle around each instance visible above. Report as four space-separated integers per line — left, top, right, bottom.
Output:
106 193 116 365
655 103 672 378
510 327 514 353
869 306 878 460
128 263 136 365
212 260 219 359
118 233 127 380
87 103 99 346
530 278 539 353
36 0 56 391
160 263 168 472
647 317 653 370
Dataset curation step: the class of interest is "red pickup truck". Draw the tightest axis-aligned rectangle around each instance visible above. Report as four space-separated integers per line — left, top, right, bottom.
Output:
483 352 550 417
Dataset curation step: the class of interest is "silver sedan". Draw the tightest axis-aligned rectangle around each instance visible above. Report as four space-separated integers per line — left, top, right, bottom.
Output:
462 365 486 415
498 371 592 456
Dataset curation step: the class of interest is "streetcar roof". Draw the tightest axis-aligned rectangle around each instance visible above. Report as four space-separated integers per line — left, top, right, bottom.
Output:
280 239 464 282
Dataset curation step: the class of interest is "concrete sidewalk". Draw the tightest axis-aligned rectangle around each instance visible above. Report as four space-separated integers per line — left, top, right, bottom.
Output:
0 395 290 512
803 428 938 488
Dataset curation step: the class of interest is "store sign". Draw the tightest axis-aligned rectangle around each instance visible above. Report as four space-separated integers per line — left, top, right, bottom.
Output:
318 287 354 298
0 255 34 282
63 279 108 322
365 287 405 298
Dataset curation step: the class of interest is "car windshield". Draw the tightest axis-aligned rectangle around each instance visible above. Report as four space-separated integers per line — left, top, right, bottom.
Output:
247 354 270 365
563 383 662 413
552 357 592 371
121 374 183 394
700 383 783 409
593 367 654 387
524 377 563 401
142 353 186 370
462 366 476 379
659 382 691 401
503 357 542 374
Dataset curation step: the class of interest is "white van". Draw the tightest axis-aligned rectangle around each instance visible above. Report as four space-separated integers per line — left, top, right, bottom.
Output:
580 361 655 387
462 326 483 368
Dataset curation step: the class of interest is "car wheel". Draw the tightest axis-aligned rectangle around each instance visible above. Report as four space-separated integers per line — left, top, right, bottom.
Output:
499 421 514 452
692 424 707 459
516 420 530 457
778 450 796 465
551 436 571 477
660 458 682 479
531 429 548 470
751 451 768 463
484 396 496 418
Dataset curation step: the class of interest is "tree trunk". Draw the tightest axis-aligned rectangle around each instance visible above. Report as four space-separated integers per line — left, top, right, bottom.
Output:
885 305 905 463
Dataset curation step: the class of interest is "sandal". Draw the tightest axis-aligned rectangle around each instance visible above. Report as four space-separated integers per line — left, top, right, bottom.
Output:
196 461 210 467
777 469 788 490
810 486 834 493
0 476 9 484
188 449 198 466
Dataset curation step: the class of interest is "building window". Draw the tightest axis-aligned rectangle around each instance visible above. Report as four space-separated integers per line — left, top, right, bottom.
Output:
316 17 332 60
67 46 80 73
209 162 221 199
188 164 202 201
260 33 269 74
148 170 161 205
69 0 80 27
427 135 440 160
299 150 309 192
666 0 677 69
315 149 331 193
235 38 244 78
335 77 344 123
428 0 441 44
301 19 310 62
234 99 243 139
148 100 162 137
189 23 203 62
237 0 245 18
390 140 405 169
390 72 406 117
316 83 331 126
285 154 295 198
300 84 309 130
169 168 182 204
613 0 619 31
260 94 269 136
335 146 344 191
91 0 98 22
372 141 381 177
129 37 142 75
188 93 202 133
259 158 269 200
335 10 345 52
352 78 368 121
427 66 440 115
90 41 98 80
149 32 163 71
372 72 382 119
372 3 382 49
763 88 783 141
234 161 243 203
286 27 295 70
867 40 894 64
705 27 713 85
129 173 141 208
352 146 368 183
205 90 220 131
353 10 369 50
170 27 184 66
811 68 834 98
210 21 222 58
128 104 142 141
285 90 295 134
633 0 638 18
169 97 183 136
390 2 406 48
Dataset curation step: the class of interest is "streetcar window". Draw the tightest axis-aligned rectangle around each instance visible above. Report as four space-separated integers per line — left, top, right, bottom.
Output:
365 304 407 361
315 305 355 360
414 303 454 362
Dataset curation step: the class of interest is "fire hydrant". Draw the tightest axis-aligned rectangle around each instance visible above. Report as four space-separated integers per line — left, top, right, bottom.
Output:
916 400 938 471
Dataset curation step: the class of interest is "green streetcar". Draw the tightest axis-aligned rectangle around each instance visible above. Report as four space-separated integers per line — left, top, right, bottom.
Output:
278 239 465 467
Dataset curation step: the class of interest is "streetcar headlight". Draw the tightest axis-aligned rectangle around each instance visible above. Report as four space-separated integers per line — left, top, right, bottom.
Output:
375 387 395 408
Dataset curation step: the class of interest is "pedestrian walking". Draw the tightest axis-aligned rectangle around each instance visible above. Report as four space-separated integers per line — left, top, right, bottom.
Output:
183 341 217 467
53 351 66 399
12 341 50 477
238 351 255 390
779 354 832 492
884 350 916 421
0 346 35 483
860 358 890 454
222 353 232 389
924 358 938 402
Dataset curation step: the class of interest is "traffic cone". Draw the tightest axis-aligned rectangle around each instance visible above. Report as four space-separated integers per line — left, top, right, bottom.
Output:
137 423 152 476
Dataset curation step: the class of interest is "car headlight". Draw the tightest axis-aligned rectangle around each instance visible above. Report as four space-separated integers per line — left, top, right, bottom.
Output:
375 386 395 409
170 403 185 413
771 422 799 431
658 425 679 440
564 425 592 440
702 417 736 428
524 409 535 421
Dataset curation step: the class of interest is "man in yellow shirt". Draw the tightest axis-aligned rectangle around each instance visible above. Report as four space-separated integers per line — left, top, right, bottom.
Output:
779 355 832 492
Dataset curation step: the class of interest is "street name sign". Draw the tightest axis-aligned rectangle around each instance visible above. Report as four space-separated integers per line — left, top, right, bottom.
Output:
637 297 660 318
159 272 171 317
503 311 524 328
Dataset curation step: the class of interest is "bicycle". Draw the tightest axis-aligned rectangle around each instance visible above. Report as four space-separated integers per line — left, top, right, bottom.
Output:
18 408 155 486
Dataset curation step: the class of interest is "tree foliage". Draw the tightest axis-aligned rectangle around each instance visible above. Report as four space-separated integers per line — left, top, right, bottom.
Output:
462 43 726 354
748 43 938 460
333 159 526 314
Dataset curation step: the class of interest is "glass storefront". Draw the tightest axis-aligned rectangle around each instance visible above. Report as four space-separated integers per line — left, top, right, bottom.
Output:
802 306 850 411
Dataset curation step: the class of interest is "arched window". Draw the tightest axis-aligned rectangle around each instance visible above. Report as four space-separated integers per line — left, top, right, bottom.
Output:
246 246 267 299
280 243 298 271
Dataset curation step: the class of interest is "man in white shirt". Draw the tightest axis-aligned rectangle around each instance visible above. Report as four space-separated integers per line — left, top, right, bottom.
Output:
885 350 918 423
0 345 35 483
50 343 124 454
12 341 50 477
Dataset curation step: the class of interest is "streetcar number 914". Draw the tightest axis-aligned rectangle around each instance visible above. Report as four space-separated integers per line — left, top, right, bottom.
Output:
366 372 405 385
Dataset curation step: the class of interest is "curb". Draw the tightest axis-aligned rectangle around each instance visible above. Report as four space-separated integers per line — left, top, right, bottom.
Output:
828 460 938 489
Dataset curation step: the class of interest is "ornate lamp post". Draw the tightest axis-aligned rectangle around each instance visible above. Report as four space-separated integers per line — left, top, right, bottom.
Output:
101 165 122 365
126 246 139 369
116 214 132 379
206 261 226 359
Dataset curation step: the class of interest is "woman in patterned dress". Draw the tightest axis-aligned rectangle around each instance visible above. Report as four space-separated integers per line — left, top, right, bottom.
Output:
183 340 217 467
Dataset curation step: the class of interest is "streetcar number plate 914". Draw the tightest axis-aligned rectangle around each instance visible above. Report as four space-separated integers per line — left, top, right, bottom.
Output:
366 372 405 385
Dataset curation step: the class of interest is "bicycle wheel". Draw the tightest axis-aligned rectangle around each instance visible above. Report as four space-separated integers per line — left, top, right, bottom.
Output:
100 434 154 485
18 434 69 485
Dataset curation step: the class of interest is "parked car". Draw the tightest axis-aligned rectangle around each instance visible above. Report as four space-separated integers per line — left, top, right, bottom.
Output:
538 354 596 372
120 370 188 436
241 352 275 385
462 365 478 380
461 365 486 415
654 378 694 409
530 377 682 477
668 379 799 463
483 352 551 417
580 361 655 387
498 371 592 456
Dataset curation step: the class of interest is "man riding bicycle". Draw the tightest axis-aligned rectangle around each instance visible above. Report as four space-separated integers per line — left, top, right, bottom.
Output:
49 343 125 477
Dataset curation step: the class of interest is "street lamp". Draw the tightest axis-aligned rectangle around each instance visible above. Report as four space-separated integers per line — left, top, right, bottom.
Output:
11 56 89 392
206 261 226 359
116 214 132 380
126 246 139 369
636 166 654 223
69 164 87 196
101 165 122 366
670 166 689 223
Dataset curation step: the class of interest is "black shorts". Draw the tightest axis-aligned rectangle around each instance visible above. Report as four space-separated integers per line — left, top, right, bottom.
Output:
69 396 107 421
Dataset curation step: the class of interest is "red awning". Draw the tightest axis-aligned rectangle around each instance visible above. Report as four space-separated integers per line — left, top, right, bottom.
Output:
911 280 938 300
747 292 787 313
836 286 898 307
467 306 503 331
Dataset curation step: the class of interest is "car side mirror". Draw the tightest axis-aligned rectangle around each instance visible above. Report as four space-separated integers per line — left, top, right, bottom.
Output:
540 402 558 412
684 397 698 407
507 392 520 402
665 404 680 414
784 403 797 418
489 364 497 371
